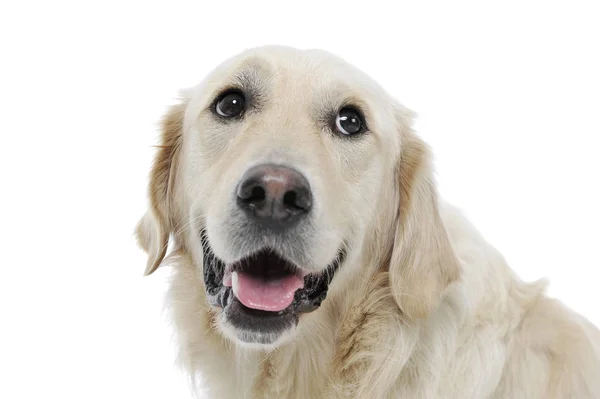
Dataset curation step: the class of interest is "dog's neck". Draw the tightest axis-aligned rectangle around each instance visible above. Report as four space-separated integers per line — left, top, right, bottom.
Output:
219 268 397 398
167 215 405 398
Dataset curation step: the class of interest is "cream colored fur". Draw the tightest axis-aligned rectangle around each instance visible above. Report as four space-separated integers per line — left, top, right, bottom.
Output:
136 46 600 398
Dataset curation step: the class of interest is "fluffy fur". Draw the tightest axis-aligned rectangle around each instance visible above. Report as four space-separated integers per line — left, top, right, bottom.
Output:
136 46 600 398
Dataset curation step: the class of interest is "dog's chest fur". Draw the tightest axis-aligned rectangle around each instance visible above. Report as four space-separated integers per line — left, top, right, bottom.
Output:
168 254 414 398
168 255 449 398
166 249 600 399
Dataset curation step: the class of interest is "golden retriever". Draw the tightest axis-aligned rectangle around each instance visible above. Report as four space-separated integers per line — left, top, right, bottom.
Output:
135 46 600 398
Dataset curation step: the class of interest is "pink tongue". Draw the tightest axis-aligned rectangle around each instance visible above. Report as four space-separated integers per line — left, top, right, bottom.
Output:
235 272 304 312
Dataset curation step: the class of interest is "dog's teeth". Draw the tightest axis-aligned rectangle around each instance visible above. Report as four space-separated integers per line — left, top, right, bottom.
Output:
232 271 239 298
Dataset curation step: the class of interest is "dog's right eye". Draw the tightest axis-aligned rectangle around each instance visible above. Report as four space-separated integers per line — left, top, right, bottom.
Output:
335 107 365 136
215 90 246 118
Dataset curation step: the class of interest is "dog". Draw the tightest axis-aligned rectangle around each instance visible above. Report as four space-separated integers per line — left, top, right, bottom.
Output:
135 46 600 398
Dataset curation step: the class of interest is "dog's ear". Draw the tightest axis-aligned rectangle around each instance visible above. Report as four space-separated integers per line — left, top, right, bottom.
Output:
388 109 461 319
135 99 187 276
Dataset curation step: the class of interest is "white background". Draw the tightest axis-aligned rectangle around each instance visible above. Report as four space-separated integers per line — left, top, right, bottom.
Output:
1 1 599 398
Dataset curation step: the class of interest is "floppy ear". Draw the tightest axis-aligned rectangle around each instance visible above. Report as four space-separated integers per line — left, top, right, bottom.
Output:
389 117 461 319
135 99 187 276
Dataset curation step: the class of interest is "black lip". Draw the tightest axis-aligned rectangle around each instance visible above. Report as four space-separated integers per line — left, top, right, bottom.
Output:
225 297 297 339
200 230 345 342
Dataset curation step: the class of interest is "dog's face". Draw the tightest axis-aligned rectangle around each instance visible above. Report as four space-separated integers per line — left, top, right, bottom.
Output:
137 46 460 349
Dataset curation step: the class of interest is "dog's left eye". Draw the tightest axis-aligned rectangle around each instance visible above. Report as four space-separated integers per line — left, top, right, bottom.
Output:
215 90 246 118
335 107 364 136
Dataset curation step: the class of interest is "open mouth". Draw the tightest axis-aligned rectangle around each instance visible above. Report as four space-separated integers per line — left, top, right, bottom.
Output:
223 250 309 312
200 230 345 342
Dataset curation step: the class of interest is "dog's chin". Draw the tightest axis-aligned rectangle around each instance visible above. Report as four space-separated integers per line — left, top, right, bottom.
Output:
216 301 299 349
200 230 345 349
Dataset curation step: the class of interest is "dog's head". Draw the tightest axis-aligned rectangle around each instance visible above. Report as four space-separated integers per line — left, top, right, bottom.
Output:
136 46 459 348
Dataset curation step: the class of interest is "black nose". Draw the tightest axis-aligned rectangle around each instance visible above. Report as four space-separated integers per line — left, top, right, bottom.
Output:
236 164 312 230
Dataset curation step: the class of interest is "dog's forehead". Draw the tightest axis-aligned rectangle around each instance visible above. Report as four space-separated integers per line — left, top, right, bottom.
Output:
236 46 358 78
205 46 387 101
183 46 402 149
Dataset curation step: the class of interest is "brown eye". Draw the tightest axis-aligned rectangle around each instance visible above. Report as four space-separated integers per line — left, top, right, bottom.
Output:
335 107 364 135
215 91 245 117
